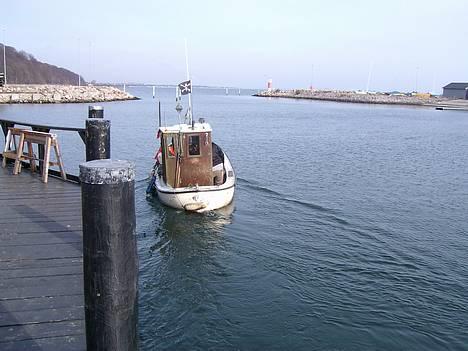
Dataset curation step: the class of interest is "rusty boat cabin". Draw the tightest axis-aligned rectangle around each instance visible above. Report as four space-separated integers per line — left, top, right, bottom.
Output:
158 121 225 188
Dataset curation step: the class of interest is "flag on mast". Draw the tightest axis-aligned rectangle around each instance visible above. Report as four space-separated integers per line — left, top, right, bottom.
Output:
178 80 192 95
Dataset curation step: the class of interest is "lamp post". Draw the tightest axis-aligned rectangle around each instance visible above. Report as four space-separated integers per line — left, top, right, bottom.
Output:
415 66 419 93
366 61 374 93
311 64 314 91
2 28 6 85
78 37 81 86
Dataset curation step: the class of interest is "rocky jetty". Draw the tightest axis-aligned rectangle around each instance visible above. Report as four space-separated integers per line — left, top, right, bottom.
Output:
254 89 448 106
0 85 138 104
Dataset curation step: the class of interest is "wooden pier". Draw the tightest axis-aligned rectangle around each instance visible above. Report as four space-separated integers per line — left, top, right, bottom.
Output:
0 115 138 351
0 165 85 350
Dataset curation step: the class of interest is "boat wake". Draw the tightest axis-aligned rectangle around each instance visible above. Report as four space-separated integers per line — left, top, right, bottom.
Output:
236 177 349 224
235 176 403 250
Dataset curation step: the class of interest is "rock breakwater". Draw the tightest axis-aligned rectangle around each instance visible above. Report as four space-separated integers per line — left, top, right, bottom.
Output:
254 89 448 106
0 85 138 104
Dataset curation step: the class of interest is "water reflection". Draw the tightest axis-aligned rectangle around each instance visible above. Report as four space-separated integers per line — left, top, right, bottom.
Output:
141 194 235 277
147 198 234 252
138 198 236 349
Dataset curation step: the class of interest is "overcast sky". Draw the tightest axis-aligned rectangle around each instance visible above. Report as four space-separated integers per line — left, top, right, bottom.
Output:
2 0 468 92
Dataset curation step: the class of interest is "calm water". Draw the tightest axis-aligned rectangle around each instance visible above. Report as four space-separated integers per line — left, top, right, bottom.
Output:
1 88 467 350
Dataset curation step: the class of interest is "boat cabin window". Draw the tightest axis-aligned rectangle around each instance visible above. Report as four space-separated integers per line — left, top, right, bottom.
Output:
188 135 201 156
166 135 176 158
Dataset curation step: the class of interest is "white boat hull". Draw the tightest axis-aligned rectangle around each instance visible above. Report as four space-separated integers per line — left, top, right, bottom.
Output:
154 153 235 212
156 186 235 212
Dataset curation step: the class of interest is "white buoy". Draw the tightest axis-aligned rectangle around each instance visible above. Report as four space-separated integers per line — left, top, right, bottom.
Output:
152 86 156 99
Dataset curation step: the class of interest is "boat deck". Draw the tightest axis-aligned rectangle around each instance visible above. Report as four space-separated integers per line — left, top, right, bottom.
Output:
0 165 85 350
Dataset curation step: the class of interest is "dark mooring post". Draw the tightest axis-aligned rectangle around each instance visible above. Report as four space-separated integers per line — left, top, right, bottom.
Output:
85 117 110 161
80 159 138 351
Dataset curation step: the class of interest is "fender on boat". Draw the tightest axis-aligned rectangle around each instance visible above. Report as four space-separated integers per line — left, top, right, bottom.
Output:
184 202 207 211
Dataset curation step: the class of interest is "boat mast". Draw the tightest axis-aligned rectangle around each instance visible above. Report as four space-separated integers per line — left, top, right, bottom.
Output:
175 86 183 125
158 100 161 127
184 39 193 126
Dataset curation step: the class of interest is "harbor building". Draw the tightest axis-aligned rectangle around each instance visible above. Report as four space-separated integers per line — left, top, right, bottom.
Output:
442 82 468 99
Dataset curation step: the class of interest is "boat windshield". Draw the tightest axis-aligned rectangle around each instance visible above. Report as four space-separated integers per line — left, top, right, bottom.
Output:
188 135 201 156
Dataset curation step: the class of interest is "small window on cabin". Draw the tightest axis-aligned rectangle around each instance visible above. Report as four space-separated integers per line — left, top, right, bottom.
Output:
188 135 201 156
166 136 176 158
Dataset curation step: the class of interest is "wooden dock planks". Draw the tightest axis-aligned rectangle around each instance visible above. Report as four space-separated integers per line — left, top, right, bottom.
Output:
0 165 85 351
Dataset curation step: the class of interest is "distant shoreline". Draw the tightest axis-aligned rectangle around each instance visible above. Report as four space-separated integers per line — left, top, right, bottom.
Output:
0 84 139 104
253 89 468 110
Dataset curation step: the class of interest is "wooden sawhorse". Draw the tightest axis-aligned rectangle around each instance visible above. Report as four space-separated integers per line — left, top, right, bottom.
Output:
2 127 30 168
12 130 67 183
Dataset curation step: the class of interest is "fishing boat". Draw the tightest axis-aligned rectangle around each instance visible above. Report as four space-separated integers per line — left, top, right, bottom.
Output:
147 79 236 212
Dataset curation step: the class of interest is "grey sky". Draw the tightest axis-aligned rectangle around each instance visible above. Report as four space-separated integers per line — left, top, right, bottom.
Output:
3 0 467 92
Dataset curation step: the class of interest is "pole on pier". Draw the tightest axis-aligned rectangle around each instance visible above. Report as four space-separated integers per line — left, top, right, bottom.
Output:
85 108 110 161
79 159 138 351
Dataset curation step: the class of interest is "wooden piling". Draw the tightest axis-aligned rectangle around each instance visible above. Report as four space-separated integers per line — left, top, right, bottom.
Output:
85 118 110 161
79 159 138 351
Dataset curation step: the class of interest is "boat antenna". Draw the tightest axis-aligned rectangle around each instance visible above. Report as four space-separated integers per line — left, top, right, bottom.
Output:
184 38 193 127
158 100 161 127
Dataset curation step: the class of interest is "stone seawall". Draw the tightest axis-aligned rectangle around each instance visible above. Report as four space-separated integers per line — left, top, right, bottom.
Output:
254 89 449 107
0 85 138 104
